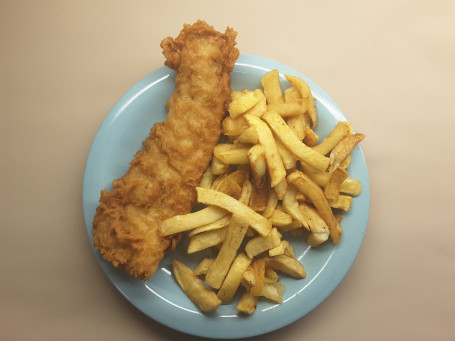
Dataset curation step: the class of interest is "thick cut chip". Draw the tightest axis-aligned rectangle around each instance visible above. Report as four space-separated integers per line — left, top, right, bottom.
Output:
259 278 285 303
312 121 353 155
329 194 353 211
283 241 295 258
236 291 258 315
245 227 282 258
303 128 319 147
249 179 269 212
287 170 343 244
300 203 330 246
229 89 264 118
247 144 267 186
275 138 297 170
286 113 310 141
241 266 256 289
238 179 253 205
222 115 249 136
160 205 229 236
214 143 250 165
328 133 365 171
199 166 215 189
237 126 259 144
278 220 304 232
284 74 317 128
217 253 252 304
261 69 284 104
244 93 267 117
193 258 214 276
325 167 349 203
189 214 231 237
268 241 286 257
196 187 272 237
339 177 362 196
211 170 247 198
211 155 230 175
266 101 308 117
269 208 293 227
265 267 280 281
262 189 278 219
282 184 309 229
301 163 362 196
262 111 330 171
250 258 265 296
263 254 306 279
274 178 288 200
173 260 221 312
187 227 228 254
339 154 352 169
284 86 302 102
245 115 287 187
205 215 249 289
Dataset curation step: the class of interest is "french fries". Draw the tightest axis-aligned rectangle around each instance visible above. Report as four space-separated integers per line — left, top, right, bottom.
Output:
312 121 353 155
173 260 221 312
229 89 264 118
287 170 343 245
261 69 284 104
217 253 252 304
328 133 366 172
162 69 365 315
236 291 258 315
284 74 317 128
245 228 282 258
196 187 272 237
263 254 306 279
160 205 228 236
214 143 250 165
187 227 228 254
247 144 267 185
325 167 349 203
262 111 329 171
245 115 286 187
205 215 249 289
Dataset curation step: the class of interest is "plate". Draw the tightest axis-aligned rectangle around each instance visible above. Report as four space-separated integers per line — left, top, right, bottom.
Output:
82 53 370 338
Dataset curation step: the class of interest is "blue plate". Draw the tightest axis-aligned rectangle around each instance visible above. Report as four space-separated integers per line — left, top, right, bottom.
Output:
82 53 370 339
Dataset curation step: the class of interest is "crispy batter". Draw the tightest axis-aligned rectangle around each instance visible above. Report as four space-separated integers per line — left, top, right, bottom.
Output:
93 21 239 280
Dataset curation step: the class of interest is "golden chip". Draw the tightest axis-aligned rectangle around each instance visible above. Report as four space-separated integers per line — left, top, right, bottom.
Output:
217 253 252 304
245 115 287 187
196 187 272 237
160 205 229 236
287 170 343 245
205 215 249 289
262 111 330 171
173 260 221 312
261 69 284 104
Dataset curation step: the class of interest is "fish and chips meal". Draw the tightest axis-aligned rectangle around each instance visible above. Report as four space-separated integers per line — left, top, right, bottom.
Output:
92 20 365 315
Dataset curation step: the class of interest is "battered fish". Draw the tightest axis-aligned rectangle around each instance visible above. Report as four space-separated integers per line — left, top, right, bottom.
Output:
93 21 239 280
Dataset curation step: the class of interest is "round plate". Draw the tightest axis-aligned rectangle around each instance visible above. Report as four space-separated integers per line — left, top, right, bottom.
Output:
82 53 370 339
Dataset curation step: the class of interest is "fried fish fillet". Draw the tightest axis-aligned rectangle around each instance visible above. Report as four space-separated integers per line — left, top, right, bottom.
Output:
93 21 239 280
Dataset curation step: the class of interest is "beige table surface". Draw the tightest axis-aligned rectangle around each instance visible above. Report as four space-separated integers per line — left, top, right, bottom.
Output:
2 0 454 340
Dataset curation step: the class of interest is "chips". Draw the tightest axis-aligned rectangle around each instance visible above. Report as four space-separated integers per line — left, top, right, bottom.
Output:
262 111 330 171
245 115 286 187
205 215 249 289
173 260 221 312
162 69 366 314
196 187 272 237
